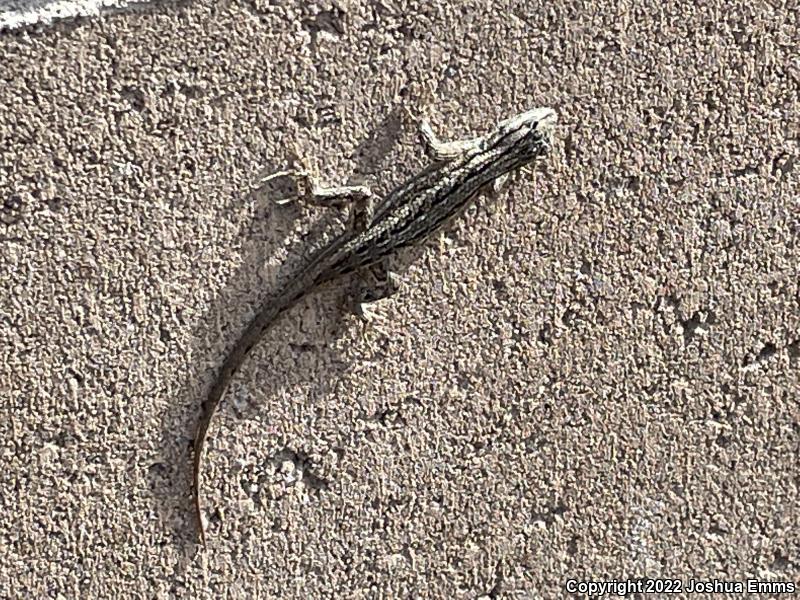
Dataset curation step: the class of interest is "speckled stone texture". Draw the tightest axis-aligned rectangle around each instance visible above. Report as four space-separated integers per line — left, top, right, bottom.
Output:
0 1 797 597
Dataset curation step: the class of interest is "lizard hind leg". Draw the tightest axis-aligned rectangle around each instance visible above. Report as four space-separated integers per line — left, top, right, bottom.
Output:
267 146 376 232
348 259 402 321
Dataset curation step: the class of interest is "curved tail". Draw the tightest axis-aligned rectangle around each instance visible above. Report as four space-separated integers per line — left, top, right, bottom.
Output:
193 282 311 545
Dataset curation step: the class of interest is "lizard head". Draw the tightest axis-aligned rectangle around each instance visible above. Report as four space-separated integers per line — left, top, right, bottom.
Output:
492 107 557 160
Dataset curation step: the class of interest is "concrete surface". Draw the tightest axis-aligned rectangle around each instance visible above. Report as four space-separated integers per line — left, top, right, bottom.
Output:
1 0 797 597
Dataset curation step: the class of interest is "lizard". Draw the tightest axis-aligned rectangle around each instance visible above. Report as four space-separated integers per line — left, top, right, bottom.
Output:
192 106 557 545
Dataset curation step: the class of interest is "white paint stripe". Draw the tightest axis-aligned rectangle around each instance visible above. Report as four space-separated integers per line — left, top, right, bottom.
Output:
0 0 153 30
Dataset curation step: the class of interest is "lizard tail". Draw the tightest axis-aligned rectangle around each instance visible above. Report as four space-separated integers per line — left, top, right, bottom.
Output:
192 284 309 546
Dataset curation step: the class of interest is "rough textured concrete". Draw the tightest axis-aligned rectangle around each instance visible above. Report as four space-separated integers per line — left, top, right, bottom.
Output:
1 1 797 597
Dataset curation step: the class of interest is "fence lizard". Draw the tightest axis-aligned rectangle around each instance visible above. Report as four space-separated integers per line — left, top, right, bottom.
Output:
193 106 557 545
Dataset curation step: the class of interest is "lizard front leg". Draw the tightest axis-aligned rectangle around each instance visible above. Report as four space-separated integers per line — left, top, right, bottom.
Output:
418 119 485 161
415 111 516 198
